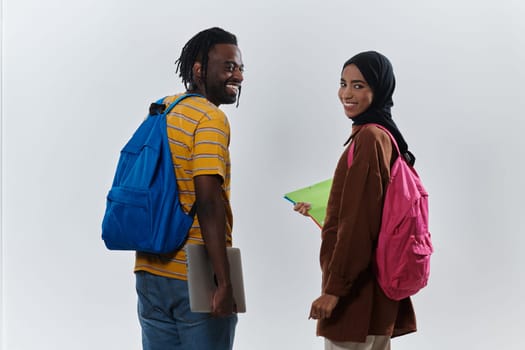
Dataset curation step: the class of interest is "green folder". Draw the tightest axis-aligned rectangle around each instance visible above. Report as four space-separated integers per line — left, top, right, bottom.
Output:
284 178 332 228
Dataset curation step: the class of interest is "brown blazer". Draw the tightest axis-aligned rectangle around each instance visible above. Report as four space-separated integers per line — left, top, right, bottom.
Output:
318 125 417 342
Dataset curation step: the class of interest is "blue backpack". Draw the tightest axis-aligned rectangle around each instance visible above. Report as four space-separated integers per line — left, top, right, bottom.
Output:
102 94 199 254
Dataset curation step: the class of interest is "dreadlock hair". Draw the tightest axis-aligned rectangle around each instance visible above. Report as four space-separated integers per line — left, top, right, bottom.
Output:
175 27 238 93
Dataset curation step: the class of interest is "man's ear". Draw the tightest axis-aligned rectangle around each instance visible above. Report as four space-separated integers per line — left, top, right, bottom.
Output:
192 62 203 83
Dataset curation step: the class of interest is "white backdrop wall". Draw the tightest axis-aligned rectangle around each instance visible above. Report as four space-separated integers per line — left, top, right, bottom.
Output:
2 0 525 349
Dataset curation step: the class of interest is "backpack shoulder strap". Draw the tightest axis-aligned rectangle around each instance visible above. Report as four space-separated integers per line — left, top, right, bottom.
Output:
347 123 401 167
347 141 356 167
162 93 203 116
159 93 202 215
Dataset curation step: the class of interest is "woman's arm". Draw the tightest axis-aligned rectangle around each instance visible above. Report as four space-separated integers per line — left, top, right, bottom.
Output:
324 127 392 297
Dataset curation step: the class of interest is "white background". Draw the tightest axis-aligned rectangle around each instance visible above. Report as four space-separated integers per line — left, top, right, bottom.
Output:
2 0 525 349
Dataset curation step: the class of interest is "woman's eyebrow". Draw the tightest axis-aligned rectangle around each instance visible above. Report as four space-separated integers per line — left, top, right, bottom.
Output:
350 79 367 84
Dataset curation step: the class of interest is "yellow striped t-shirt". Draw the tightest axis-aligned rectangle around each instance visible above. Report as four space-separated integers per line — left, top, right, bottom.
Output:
134 94 233 280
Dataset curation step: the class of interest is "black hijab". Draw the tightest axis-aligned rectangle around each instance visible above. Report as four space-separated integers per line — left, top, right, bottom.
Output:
344 51 415 166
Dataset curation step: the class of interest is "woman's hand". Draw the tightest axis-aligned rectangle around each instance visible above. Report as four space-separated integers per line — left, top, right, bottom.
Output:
309 294 340 320
293 202 311 216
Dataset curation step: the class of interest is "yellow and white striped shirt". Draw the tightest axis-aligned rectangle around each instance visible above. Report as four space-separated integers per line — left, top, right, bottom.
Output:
134 94 233 280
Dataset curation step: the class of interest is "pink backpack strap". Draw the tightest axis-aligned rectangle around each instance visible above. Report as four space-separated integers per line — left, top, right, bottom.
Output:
347 123 400 167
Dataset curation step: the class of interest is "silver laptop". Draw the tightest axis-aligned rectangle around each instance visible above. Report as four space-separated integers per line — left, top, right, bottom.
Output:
186 244 246 313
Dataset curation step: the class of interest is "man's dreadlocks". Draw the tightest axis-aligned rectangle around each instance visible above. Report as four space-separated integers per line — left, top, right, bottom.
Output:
175 27 238 93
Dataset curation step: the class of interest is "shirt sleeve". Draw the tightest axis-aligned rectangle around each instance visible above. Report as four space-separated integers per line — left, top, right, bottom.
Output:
319 155 346 272
192 111 230 181
323 127 393 296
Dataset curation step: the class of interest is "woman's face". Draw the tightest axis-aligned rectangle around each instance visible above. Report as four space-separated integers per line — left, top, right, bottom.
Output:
338 64 373 119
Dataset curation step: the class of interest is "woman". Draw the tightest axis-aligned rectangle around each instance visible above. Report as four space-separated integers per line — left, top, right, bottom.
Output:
295 51 417 350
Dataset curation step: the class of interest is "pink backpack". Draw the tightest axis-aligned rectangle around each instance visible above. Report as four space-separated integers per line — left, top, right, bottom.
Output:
348 124 433 300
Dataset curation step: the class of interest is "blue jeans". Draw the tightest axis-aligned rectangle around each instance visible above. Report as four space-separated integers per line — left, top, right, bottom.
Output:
135 271 237 350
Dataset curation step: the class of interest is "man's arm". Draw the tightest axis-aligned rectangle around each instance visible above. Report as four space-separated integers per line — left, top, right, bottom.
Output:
194 174 234 317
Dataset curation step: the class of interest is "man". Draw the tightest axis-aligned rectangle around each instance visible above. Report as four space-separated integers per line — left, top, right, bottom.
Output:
134 27 244 350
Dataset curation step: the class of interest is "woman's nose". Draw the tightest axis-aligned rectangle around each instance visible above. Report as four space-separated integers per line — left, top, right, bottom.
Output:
341 87 353 99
